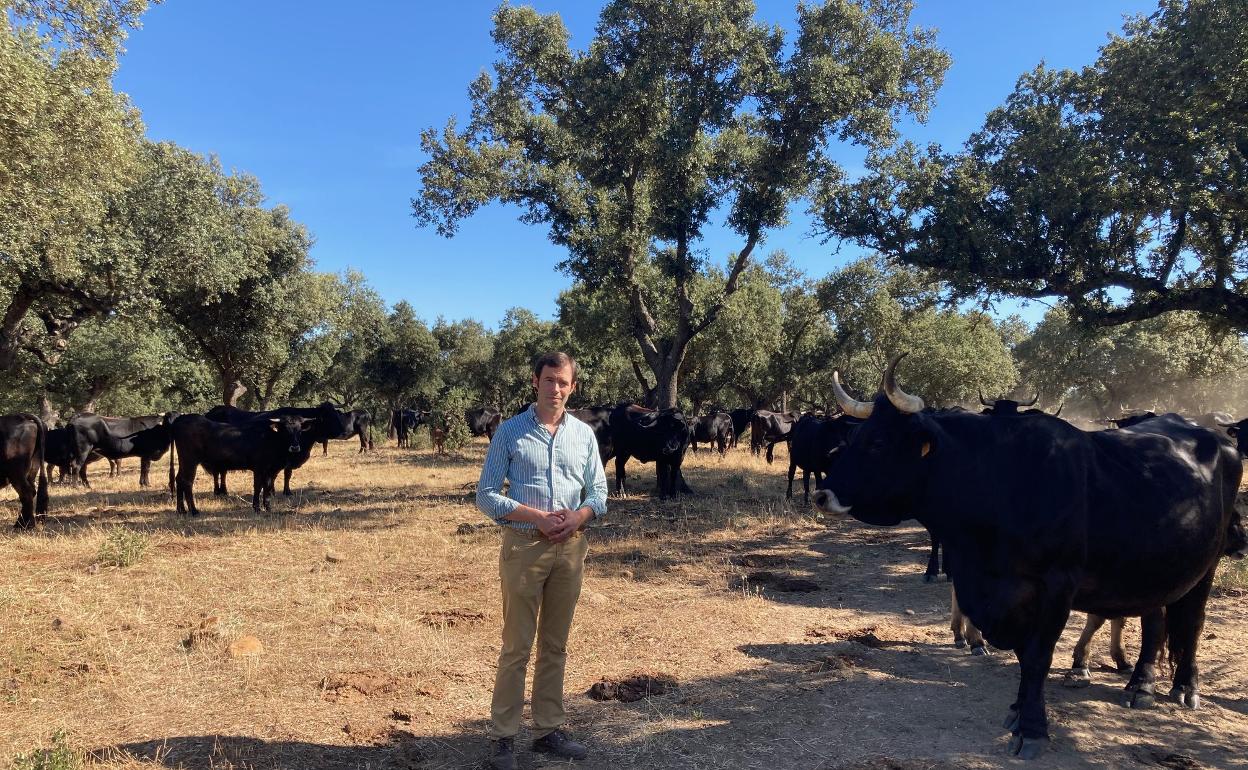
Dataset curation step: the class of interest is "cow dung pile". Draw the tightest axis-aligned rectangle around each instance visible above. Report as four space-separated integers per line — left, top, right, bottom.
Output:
586 672 678 703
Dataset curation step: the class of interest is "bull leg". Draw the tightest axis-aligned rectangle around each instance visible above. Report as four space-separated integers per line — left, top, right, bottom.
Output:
802 469 811 504
689 441 698 455
614 455 628 496
13 471 36 530
139 457 151 487
283 466 293 496
1165 567 1215 708
656 460 670 497
1123 608 1166 708
1109 618 1131 673
765 441 776 464
252 472 264 512
177 466 198 516
1064 614 1107 688
1004 595 1070 759
924 535 942 582
949 586 987 654
321 440 328 456
786 459 797 500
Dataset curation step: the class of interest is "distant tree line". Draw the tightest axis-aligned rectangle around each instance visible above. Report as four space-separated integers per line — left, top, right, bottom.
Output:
3 0 1245 430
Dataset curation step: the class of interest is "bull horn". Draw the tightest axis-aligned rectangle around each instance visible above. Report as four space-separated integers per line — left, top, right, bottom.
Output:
882 353 925 414
832 371 874 419
978 389 993 407
1052 403 1063 417
1021 392 1039 407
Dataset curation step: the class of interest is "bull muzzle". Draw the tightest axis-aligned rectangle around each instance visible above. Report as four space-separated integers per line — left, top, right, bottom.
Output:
289 444 301 453
812 489 851 515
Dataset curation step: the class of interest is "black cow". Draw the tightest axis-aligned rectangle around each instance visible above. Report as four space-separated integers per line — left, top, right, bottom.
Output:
786 413 859 503
102 415 170 486
749 410 798 463
609 404 692 497
390 408 429 448
467 406 502 440
1218 417 1248 456
816 355 1243 759
728 407 756 449
57 414 164 487
169 414 315 515
689 412 733 456
319 408 373 455
1102 411 1158 429
206 403 343 496
1 414 49 529
569 405 613 464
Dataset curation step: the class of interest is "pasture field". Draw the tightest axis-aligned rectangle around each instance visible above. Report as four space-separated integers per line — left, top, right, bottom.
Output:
2 440 1246 769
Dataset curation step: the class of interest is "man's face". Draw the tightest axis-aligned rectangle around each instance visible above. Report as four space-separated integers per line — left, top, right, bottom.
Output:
533 362 576 411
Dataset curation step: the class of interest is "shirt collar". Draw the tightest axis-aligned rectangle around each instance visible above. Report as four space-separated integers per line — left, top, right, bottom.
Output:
527 403 568 427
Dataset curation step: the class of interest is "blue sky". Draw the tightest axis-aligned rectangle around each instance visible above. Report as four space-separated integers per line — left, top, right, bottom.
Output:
114 0 1156 328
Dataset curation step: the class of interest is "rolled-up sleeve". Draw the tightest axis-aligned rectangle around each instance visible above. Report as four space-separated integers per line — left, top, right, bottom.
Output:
580 430 608 519
476 428 519 522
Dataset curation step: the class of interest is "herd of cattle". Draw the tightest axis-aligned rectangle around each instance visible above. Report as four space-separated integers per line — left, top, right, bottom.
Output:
2 364 1247 759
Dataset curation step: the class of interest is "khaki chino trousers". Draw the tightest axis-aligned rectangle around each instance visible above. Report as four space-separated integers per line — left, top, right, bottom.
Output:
489 526 588 741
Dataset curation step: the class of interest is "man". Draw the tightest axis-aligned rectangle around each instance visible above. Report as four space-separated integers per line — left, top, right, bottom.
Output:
476 351 608 769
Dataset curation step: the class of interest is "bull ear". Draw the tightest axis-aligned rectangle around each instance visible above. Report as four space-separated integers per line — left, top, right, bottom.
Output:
270 422 280 432
1228 426 1240 437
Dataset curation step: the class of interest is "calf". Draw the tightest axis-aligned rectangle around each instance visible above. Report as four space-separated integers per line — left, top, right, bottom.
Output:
1 414 49 529
169 414 314 515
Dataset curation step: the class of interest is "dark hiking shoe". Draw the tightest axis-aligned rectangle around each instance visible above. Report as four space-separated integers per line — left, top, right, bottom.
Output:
533 729 588 760
487 737 515 770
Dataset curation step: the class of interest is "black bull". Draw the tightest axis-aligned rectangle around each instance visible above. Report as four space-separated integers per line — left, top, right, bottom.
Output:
205 403 344 496
170 414 315 515
816 367 1242 760
2 414 49 529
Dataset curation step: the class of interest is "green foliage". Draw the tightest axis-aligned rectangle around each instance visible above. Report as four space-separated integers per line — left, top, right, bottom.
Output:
822 0 1248 332
96 526 148 567
10 730 83 770
810 258 1018 407
415 0 949 406
1015 305 1248 417
432 385 475 451
362 302 442 408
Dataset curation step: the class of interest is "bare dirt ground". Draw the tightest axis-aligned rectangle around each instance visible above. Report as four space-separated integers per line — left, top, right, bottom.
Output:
2 439 1245 770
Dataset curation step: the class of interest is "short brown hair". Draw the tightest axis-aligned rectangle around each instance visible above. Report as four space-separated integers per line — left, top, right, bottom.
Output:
532 351 579 382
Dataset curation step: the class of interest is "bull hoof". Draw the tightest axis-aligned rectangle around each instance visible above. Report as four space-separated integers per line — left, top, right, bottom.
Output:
13 519 37 531
1124 683 1156 709
923 573 939 583
1115 662 1134 675
970 645 989 657
1007 734 1049 760
954 639 967 649
1172 686 1200 709
1062 668 1092 688
1002 708 1020 732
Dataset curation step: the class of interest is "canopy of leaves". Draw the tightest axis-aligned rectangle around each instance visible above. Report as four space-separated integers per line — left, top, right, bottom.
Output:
820 0 1248 331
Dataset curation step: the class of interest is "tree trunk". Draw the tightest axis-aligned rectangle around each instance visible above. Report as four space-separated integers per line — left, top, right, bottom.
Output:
39 394 58 427
224 379 247 407
652 360 679 410
0 285 36 372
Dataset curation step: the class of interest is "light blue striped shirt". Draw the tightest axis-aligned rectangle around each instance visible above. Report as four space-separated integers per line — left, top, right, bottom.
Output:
476 405 608 531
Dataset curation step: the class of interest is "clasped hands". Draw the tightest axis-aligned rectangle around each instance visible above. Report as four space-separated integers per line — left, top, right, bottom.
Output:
536 507 589 543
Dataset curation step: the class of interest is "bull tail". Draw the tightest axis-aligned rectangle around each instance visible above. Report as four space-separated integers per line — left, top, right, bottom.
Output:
35 415 48 515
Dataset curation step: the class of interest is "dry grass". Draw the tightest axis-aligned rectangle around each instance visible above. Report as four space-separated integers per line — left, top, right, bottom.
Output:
1 442 1245 770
